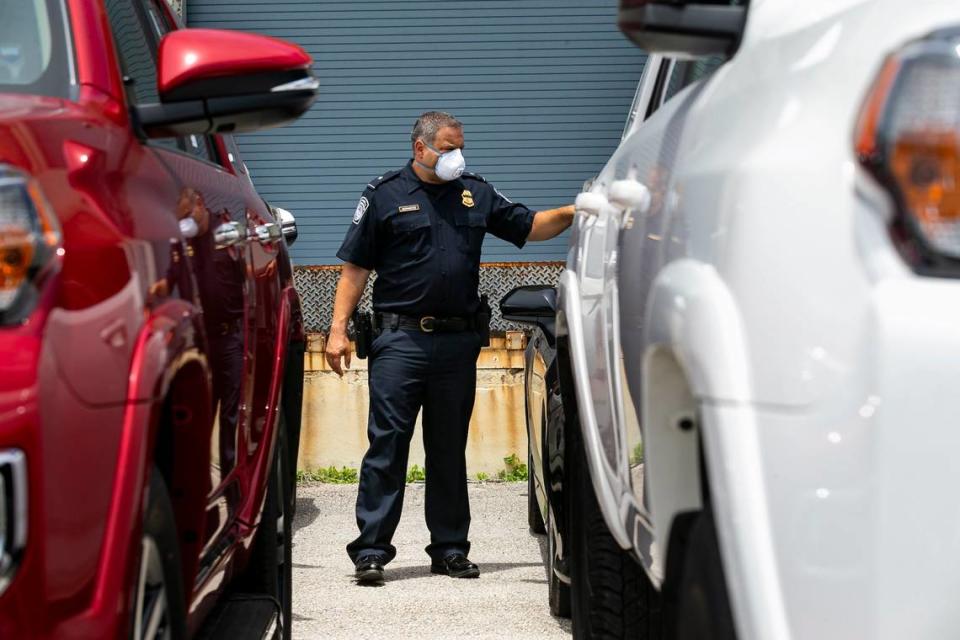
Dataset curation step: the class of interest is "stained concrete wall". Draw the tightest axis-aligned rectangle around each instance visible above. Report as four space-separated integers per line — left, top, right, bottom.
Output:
298 334 530 477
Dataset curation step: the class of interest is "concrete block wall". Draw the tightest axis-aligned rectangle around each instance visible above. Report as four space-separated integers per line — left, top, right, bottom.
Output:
297 334 531 478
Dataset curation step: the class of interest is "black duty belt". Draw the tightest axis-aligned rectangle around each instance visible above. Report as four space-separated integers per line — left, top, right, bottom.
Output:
374 312 476 333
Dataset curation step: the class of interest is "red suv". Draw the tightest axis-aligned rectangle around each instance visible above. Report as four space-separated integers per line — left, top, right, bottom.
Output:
0 1 313 638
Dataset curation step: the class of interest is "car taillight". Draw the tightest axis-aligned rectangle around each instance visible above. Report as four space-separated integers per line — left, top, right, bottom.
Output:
0 166 61 324
855 28 960 274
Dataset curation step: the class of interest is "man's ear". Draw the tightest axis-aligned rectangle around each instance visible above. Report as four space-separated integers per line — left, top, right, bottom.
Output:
416 140 428 160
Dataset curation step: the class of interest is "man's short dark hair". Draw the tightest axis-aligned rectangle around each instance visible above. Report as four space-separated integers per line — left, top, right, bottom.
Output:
411 111 462 148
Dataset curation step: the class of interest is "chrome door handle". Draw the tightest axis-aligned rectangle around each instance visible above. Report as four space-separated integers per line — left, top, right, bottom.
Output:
249 222 282 244
213 221 244 249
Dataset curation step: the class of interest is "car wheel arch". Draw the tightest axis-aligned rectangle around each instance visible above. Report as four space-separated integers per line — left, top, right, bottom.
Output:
558 270 632 550
150 354 215 594
641 258 790 639
639 259 749 571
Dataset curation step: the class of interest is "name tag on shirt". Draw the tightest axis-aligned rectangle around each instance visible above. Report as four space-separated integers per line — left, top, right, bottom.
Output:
398 204 421 213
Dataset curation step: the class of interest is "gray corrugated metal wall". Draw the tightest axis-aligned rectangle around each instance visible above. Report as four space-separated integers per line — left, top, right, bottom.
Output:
188 1 645 265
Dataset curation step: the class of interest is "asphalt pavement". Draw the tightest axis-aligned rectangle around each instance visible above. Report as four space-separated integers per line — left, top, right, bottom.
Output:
291 482 572 639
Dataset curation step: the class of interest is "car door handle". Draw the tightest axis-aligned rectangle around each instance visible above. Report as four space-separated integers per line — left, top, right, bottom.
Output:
575 191 608 217
607 179 651 213
214 221 244 249
249 222 282 244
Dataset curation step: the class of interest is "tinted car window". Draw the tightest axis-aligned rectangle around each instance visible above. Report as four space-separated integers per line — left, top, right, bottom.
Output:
104 0 161 105
106 0 217 162
661 55 725 106
222 135 251 177
0 0 73 98
141 0 218 164
143 0 174 36
622 78 646 140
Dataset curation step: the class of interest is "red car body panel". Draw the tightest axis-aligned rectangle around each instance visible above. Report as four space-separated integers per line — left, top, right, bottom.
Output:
0 0 306 637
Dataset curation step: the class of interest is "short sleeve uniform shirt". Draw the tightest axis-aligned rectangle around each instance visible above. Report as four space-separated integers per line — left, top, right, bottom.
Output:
337 161 535 317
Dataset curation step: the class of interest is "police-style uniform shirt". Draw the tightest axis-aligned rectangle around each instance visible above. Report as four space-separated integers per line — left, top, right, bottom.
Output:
337 161 535 317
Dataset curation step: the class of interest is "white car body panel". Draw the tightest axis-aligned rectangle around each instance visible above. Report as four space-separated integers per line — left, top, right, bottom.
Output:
565 1 960 638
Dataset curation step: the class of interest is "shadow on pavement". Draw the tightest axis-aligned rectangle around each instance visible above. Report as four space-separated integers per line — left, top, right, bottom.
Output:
292 495 322 532
356 561 546 583
536 532 551 582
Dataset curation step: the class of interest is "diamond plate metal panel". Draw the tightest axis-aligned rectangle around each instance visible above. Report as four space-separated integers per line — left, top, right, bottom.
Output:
294 262 563 334
479 262 564 332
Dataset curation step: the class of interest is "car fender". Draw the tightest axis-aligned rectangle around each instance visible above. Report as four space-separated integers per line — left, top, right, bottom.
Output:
643 258 789 640
51 300 211 639
558 269 632 549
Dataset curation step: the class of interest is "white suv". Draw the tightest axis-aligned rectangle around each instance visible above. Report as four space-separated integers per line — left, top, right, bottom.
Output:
504 1 960 638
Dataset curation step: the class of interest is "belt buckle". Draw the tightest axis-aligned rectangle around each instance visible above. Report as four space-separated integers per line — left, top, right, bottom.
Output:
419 316 436 332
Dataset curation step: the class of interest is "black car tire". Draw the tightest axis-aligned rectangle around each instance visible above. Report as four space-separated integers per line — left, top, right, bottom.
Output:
278 411 298 520
674 508 737 640
240 430 293 640
547 504 572 618
528 447 546 535
131 468 187 640
569 435 663 639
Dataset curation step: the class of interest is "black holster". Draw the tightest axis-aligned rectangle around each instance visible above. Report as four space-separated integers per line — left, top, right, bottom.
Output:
352 310 373 359
477 295 491 347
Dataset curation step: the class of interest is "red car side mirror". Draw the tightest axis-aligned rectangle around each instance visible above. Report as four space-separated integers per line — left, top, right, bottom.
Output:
135 28 318 138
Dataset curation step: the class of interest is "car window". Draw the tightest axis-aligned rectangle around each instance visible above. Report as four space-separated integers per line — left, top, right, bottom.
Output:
0 0 73 98
222 135 251 178
104 0 218 162
661 55 725 106
142 0 219 165
622 77 646 140
143 0 174 37
104 0 161 105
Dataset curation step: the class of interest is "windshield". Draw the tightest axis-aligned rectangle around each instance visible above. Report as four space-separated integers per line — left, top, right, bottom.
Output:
0 0 73 99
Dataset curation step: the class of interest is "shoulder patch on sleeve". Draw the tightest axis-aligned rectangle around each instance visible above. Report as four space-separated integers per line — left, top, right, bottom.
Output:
366 169 403 191
353 196 370 224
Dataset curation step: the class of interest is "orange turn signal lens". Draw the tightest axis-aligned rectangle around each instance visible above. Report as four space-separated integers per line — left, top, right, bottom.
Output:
0 167 61 317
890 129 960 225
0 227 35 295
855 31 960 265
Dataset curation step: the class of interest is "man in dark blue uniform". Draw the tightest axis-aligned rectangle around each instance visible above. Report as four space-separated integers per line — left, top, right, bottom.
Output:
326 111 574 584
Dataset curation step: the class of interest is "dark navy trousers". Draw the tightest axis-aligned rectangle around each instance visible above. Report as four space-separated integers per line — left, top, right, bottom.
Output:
346 328 482 565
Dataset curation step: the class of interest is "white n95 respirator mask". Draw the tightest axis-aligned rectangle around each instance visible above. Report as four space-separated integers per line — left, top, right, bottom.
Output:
419 142 465 181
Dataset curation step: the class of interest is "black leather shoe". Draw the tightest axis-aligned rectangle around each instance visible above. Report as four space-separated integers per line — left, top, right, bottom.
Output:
431 553 480 578
355 555 385 584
